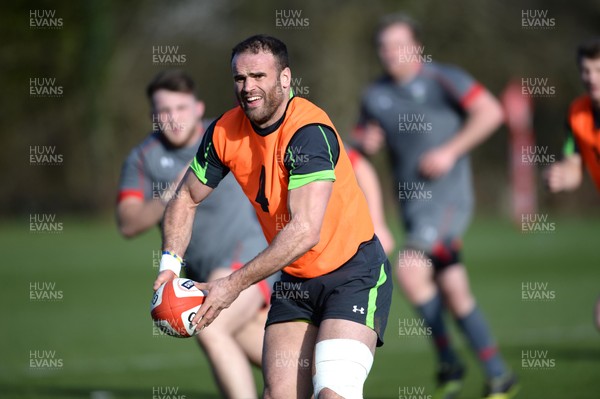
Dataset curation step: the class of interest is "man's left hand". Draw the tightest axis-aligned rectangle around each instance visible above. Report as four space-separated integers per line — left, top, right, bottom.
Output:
191 275 242 331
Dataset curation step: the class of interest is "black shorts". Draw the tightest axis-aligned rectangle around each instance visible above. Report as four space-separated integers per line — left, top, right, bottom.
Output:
266 236 393 346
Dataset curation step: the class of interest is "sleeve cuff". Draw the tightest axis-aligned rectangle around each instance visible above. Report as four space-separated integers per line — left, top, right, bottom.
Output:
117 189 144 203
563 135 577 156
190 157 208 185
460 83 484 109
288 170 336 190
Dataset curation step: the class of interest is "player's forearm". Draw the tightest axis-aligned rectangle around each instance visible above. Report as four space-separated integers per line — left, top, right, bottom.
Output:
362 186 388 237
363 190 393 254
161 192 197 259
117 200 165 238
230 217 318 290
445 95 503 158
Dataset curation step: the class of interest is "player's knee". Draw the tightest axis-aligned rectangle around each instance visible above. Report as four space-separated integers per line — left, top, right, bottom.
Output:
313 339 373 399
397 251 431 290
429 239 461 272
437 264 474 316
442 287 475 317
195 325 231 347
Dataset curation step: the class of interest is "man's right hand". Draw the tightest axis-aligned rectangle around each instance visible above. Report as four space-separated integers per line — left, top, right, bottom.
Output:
153 270 177 291
543 155 582 193
354 122 385 155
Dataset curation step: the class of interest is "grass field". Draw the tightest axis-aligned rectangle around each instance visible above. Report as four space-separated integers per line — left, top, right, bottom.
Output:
0 215 598 398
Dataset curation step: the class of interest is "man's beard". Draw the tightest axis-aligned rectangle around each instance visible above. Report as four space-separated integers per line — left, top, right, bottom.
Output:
240 79 285 126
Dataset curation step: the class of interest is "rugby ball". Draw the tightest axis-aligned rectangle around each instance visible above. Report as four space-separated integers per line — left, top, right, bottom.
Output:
151 278 205 338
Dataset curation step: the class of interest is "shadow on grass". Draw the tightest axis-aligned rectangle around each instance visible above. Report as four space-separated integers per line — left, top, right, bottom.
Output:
0 384 221 399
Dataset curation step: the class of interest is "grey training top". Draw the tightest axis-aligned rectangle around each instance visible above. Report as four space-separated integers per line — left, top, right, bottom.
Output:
118 126 266 275
359 62 484 246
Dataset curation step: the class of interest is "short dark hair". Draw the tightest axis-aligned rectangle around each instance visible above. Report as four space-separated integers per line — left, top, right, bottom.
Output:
146 69 197 100
231 34 289 72
577 37 600 64
375 13 422 44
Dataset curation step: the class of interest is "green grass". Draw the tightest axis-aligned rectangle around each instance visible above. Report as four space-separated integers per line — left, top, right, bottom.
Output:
0 215 598 398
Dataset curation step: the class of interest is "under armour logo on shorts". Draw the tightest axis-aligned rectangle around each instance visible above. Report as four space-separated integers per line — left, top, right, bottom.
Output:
352 305 365 314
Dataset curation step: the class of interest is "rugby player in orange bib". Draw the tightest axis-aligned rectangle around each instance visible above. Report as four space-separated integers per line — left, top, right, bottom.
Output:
544 37 600 331
153 35 393 399
545 37 600 194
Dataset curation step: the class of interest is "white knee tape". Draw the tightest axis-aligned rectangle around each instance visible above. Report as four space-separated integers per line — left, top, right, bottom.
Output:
313 339 374 399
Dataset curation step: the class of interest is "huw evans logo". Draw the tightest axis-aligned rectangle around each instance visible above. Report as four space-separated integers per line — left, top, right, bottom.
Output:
274 281 309 301
521 77 556 98
29 9 63 29
520 213 555 233
30 146 63 166
398 318 432 337
398 45 432 64
521 281 556 302
398 182 432 201
275 350 310 368
398 113 432 134
152 386 186 399
398 250 433 269
276 145 310 166
291 77 310 97
29 214 63 233
521 9 556 29
275 9 309 29
30 281 63 302
275 213 310 234
398 386 431 399
29 350 63 370
521 146 555 166
521 350 555 370
151 113 188 133
152 181 179 202
30 78 63 97
152 45 187 65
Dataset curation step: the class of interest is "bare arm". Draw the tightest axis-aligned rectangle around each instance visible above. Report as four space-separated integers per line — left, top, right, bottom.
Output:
161 170 213 254
152 169 214 290
353 155 395 254
116 198 166 238
116 165 188 238
420 90 504 179
543 154 583 192
445 90 504 158
191 180 333 329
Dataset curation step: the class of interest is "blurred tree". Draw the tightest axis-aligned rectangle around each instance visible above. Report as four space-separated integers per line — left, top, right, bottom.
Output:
1 0 599 216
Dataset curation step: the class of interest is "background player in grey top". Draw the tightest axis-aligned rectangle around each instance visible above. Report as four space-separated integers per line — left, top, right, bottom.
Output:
117 70 270 399
355 14 518 399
